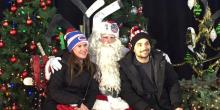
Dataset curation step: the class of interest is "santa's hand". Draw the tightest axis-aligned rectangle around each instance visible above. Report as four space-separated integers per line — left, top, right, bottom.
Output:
162 52 171 64
45 56 62 80
156 49 171 64
49 56 62 72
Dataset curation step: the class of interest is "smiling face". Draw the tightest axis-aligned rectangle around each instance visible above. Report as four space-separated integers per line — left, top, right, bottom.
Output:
133 38 151 63
72 42 88 60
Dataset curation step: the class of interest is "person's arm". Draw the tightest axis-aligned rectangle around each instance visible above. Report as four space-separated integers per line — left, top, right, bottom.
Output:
83 77 99 109
45 52 70 80
165 62 183 109
120 68 151 110
47 64 81 105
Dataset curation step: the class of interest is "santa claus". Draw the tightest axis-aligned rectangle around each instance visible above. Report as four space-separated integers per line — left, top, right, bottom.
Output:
89 21 130 110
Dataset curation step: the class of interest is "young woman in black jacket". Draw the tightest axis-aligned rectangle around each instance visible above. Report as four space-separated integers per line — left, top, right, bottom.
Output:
43 30 99 110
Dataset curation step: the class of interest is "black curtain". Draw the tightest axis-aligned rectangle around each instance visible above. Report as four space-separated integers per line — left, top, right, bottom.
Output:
142 0 220 79
0 0 6 20
54 0 95 30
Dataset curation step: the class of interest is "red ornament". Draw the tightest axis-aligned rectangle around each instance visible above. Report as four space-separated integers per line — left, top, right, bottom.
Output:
51 35 60 42
40 1 46 7
137 6 143 15
12 103 17 110
9 28 17 36
16 0 23 4
52 47 58 55
0 68 3 76
42 6 47 11
40 92 46 97
10 4 17 13
0 84 7 92
29 41 37 51
0 40 5 48
66 27 75 33
26 18 33 25
55 35 60 41
2 20 9 27
46 0 52 6
10 56 17 63
52 35 60 42
21 70 28 79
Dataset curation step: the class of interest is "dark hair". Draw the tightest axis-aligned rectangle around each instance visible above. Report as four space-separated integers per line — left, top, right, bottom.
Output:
130 32 156 50
66 52 97 85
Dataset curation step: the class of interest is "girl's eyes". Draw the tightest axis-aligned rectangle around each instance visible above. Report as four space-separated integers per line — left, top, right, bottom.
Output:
78 44 88 47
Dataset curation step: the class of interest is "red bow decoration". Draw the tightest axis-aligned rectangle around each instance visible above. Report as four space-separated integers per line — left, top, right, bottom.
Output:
31 55 48 90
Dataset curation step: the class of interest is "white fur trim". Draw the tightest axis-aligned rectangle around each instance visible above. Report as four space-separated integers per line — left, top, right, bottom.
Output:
108 96 129 110
92 99 112 110
45 58 51 80
92 97 129 110
45 56 62 80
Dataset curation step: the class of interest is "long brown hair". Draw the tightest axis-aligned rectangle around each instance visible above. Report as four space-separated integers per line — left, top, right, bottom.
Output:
66 52 97 84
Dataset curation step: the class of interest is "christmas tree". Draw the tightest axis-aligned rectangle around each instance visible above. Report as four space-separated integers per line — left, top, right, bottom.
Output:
180 0 220 109
0 0 62 109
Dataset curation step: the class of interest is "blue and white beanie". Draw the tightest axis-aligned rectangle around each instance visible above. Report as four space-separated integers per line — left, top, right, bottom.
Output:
64 31 88 52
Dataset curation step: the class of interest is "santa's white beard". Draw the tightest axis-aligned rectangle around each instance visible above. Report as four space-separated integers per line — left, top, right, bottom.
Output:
95 42 122 94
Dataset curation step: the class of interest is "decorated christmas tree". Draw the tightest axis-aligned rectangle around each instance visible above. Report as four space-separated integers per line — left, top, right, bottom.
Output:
0 0 64 109
180 0 220 109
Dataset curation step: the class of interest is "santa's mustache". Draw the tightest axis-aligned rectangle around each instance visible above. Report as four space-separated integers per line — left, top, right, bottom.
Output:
101 43 114 48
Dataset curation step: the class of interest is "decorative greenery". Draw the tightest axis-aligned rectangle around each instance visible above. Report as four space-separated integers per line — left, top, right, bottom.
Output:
181 74 220 109
179 0 220 109
0 0 58 109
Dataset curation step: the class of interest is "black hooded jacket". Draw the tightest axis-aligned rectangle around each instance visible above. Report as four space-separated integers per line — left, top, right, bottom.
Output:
119 50 182 110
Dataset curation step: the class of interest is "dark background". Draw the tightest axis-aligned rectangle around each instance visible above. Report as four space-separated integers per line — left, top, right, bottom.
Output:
142 0 220 79
1 0 219 79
